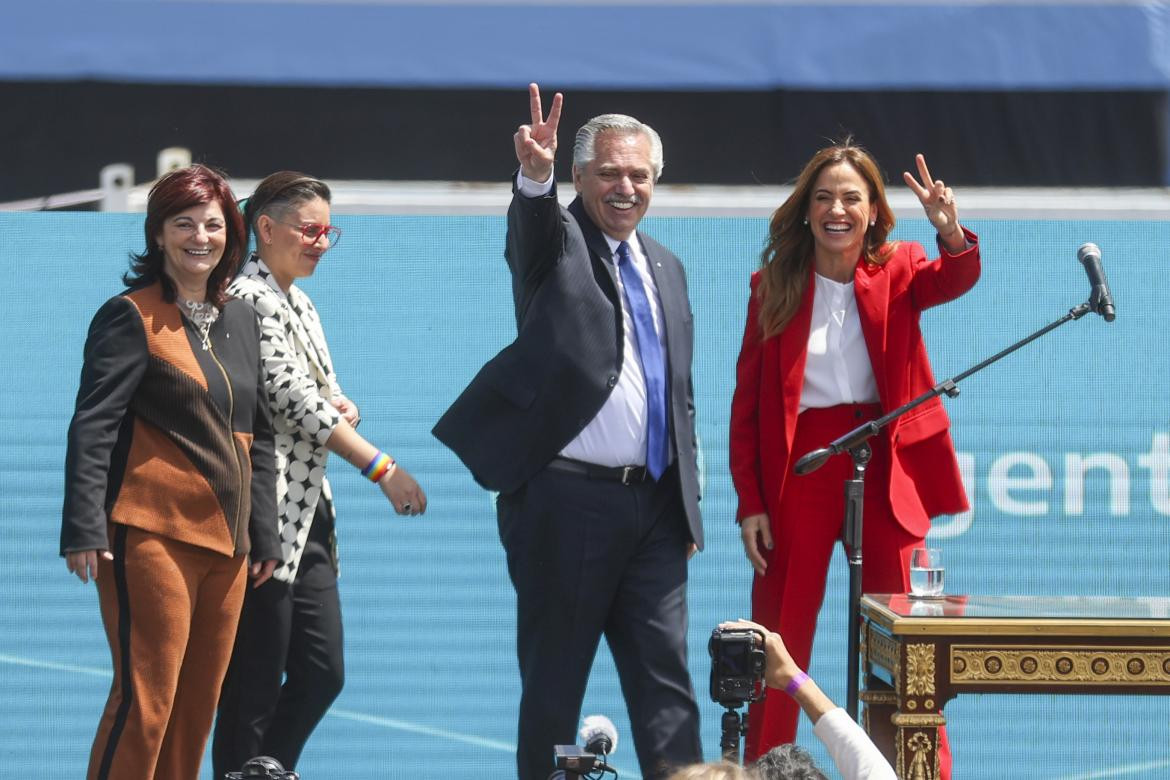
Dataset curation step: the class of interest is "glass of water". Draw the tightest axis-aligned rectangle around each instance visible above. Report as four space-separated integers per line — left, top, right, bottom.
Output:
909 547 944 598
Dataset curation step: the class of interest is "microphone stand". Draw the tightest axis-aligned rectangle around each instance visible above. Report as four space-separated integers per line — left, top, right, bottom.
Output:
793 300 1100 720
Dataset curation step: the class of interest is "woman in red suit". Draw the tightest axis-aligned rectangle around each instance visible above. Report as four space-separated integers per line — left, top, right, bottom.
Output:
729 142 979 775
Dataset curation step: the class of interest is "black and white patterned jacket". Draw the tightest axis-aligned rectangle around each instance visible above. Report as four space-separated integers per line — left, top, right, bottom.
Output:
229 256 345 583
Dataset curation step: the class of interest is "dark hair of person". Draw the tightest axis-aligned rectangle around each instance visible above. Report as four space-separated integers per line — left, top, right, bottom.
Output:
756 139 895 339
749 743 829 780
123 164 245 308
241 171 332 252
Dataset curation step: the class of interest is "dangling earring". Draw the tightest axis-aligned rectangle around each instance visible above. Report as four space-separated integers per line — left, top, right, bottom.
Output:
802 217 809 226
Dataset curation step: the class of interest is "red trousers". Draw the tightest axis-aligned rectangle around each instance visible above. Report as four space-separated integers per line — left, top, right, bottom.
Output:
744 404 951 778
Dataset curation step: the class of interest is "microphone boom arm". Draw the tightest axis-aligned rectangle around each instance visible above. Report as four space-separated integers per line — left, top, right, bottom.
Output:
794 298 1098 723
795 301 1092 476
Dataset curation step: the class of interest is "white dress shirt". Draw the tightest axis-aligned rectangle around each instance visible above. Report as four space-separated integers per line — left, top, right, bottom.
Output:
517 170 668 467
800 272 879 412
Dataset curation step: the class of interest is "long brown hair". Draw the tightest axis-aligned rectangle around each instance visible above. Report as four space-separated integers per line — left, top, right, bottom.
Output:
124 164 245 308
756 140 895 338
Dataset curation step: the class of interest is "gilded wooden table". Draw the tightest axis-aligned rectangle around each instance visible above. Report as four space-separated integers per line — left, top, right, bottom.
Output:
860 594 1170 779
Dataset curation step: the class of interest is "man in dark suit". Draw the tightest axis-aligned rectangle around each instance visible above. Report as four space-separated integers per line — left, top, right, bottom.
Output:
433 84 704 779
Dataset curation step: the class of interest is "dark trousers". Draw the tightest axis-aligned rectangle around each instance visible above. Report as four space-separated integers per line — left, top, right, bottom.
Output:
496 462 702 780
212 501 344 778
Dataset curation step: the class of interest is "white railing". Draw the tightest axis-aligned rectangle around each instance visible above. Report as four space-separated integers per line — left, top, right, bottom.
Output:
4 147 1170 220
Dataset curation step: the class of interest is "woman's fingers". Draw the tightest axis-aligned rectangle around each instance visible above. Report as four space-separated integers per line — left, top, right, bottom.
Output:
740 514 771 576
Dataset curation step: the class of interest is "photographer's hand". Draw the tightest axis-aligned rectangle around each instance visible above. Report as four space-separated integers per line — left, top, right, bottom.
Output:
719 620 900 778
719 619 835 725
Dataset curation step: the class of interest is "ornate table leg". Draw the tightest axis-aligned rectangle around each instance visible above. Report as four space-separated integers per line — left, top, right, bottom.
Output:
862 620 900 768
891 712 944 780
890 641 945 780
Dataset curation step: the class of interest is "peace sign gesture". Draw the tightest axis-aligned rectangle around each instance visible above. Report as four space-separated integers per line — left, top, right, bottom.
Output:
514 83 563 183
903 153 966 253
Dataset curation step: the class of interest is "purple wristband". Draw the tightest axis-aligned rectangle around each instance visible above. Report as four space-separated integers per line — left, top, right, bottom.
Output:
785 671 810 696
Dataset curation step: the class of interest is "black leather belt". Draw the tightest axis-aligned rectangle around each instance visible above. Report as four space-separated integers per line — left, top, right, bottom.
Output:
547 456 650 485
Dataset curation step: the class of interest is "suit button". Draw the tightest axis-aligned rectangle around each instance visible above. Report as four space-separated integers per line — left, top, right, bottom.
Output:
607 375 618 388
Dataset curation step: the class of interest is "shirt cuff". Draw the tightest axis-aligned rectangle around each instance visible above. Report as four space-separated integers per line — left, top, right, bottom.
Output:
516 169 555 198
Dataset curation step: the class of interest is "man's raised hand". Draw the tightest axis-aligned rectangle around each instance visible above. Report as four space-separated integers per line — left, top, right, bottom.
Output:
514 82 563 182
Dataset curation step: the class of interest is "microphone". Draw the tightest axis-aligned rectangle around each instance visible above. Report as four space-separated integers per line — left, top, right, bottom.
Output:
793 447 834 475
1077 242 1116 322
579 714 618 757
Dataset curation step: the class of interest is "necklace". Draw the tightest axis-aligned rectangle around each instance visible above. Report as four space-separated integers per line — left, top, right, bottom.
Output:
178 298 220 350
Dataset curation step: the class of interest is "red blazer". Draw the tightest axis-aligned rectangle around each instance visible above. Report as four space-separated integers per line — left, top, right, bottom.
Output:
729 230 980 537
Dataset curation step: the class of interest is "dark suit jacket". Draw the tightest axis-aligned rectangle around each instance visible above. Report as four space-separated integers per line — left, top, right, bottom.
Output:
729 230 981 538
434 182 703 548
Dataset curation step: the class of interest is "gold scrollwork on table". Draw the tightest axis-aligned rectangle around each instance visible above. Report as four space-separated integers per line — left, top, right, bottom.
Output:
860 690 898 706
951 646 1170 685
906 643 936 696
892 713 945 728
895 730 938 780
869 625 900 677
905 731 936 780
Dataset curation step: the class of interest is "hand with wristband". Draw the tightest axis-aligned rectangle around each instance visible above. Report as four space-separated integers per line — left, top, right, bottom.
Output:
325 419 427 516
719 619 897 780
718 619 833 724
363 448 426 516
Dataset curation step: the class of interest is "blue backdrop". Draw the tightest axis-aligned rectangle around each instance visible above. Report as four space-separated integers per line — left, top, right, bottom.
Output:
6 1 1169 89
2 211 1168 778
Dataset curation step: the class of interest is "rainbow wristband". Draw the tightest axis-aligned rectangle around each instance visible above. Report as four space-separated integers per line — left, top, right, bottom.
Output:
361 451 395 483
785 671 810 697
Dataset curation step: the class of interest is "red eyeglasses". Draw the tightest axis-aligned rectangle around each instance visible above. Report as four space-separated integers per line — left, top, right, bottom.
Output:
281 221 342 248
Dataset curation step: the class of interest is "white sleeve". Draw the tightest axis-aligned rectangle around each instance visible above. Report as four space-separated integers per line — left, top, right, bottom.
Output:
516 168 555 198
812 708 897 780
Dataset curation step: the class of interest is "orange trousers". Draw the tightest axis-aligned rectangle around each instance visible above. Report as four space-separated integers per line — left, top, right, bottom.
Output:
744 404 951 778
89 524 246 780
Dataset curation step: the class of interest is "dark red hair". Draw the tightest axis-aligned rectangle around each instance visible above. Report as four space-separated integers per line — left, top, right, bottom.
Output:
124 164 246 307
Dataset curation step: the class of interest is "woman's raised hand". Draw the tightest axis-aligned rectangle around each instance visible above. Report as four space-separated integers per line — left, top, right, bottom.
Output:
513 83 563 183
903 153 966 253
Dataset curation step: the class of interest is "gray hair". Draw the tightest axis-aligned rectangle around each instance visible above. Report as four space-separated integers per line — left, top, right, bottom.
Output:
572 114 664 181
749 743 828 780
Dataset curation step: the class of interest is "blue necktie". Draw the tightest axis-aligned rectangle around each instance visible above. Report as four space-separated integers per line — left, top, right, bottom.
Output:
616 241 668 479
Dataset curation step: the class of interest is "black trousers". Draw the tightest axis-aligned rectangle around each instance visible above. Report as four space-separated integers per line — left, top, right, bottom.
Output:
496 462 702 780
212 500 344 778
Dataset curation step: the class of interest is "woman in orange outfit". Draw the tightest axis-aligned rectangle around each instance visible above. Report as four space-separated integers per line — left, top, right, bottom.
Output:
61 165 280 779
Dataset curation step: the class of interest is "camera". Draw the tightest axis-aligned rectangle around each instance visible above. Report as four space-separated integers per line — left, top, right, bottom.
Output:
554 744 603 774
708 627 766 708
548 714 618 779
224 756 299 780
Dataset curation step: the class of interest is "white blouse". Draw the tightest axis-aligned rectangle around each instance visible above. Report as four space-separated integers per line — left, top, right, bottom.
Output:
800 272 879 412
